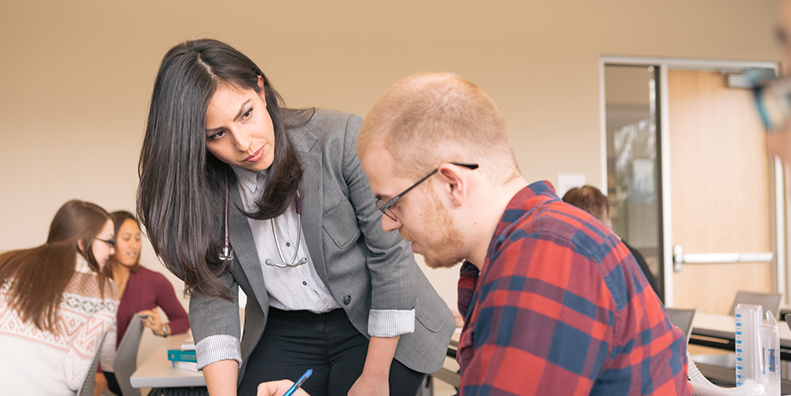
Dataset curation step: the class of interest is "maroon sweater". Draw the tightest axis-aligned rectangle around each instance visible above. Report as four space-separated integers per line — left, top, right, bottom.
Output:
115 267 189 345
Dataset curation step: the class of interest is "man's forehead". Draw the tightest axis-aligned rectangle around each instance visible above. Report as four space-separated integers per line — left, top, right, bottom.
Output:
360 145 394 175
359 146 406 197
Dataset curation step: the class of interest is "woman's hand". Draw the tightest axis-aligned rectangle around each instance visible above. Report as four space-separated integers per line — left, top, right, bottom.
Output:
348 373 388 396
138 309 166 335
257 380 310 396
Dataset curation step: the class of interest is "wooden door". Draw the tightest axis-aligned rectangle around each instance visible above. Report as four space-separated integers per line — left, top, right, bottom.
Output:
669 69 773 314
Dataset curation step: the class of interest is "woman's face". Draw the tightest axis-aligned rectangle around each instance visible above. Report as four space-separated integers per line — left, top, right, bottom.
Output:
205 76 276 172
112 218 141 268
91 219 116 268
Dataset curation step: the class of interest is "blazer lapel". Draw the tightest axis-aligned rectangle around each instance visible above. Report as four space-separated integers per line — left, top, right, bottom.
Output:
291 127 329 286
228 176 270 310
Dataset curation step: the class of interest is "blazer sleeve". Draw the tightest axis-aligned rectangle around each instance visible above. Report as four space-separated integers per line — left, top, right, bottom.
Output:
340 113 418 337
188 269 243 370
152 272 190 335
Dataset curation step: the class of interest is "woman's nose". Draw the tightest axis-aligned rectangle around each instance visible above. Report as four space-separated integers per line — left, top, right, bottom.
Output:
230 129 252 151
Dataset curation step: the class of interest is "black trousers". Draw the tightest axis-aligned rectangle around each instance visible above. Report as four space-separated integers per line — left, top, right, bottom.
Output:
237 308 424 396
103 371 122 395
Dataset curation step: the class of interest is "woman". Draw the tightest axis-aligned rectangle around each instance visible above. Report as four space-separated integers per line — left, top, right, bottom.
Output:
0 200 119 395
96 211 190 395
137 39 455 396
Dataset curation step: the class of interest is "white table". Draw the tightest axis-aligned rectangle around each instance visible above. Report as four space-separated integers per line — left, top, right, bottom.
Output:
130 333 206 388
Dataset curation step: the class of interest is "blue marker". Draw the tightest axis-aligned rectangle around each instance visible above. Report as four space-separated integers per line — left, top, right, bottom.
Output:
283 369 313 396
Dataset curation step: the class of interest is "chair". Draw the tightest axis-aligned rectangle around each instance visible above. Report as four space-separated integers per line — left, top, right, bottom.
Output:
77 332 108 396
113 314 145 396
666 307 697 345
728 290 781 319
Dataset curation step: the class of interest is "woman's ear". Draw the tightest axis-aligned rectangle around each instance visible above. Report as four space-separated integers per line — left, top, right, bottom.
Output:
257 76 267 103
76 239 86 254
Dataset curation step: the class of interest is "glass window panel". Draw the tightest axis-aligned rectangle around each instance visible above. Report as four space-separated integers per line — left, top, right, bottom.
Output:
605 64 663 300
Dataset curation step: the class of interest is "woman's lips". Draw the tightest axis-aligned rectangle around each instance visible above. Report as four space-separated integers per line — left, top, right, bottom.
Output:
244 145 265 162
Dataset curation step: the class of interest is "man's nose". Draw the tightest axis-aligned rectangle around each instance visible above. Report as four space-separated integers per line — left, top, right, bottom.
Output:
381 214 400 232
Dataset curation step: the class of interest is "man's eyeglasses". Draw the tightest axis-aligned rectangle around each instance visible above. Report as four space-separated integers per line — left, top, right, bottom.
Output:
96 237 116 248
375 162 479 222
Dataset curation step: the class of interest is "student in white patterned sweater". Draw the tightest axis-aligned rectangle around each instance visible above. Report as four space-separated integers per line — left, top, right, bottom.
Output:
0 200 119 395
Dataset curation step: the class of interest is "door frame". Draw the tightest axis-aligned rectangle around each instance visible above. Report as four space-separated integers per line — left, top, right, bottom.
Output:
599 56 781 307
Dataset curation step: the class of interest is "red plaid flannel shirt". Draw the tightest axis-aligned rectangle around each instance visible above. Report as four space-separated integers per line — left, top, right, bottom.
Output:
456 181 691 395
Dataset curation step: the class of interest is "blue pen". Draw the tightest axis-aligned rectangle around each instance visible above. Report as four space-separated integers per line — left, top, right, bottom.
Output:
283 369 312 396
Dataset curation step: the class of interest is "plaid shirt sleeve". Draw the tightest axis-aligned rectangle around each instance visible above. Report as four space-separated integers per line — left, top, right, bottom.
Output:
457 182 691 395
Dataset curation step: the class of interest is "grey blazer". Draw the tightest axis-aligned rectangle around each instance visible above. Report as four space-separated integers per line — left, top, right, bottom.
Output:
189 109 455 381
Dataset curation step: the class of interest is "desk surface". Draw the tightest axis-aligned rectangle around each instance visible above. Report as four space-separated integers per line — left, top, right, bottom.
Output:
692 312 791 348
130 332 205 388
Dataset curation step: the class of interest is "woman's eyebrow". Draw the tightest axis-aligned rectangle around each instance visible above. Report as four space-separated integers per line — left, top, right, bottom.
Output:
206 99 253 133
232 99 253 121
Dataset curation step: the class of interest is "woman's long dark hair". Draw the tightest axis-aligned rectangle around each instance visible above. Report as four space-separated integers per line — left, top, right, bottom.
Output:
0 200 112 333
137 39 307 299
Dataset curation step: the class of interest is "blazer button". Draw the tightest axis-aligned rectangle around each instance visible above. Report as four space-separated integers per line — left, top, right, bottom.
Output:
343 295 351 305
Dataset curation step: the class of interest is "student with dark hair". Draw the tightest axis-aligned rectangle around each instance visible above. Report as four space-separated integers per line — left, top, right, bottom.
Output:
137 39 454 396
95 211 189 396
0 200 119 395
562 185 661 297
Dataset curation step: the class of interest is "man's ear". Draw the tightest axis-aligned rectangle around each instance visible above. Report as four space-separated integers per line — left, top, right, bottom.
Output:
435 163 468 207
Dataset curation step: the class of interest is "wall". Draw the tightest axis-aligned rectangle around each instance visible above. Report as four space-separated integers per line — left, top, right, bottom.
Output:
0 0 783 356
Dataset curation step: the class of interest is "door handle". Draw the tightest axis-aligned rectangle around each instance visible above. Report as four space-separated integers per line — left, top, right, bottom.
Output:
672 244 773 272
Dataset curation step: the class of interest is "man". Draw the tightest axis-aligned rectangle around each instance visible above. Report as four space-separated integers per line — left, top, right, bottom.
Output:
356 72 691 395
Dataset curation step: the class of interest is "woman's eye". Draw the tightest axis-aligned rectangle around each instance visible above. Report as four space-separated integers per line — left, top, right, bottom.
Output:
241 107 253 120
208 130 225 141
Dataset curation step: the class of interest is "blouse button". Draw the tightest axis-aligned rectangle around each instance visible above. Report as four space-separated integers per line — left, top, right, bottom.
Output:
286 242 291 247
302 281 307 286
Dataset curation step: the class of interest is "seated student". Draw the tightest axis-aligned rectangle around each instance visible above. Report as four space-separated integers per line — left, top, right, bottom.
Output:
562 185 661 297
95 211 190 395
356 72 692 395
0 200 119 396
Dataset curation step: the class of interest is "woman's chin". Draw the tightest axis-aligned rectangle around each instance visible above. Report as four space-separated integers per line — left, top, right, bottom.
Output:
111 258 138 268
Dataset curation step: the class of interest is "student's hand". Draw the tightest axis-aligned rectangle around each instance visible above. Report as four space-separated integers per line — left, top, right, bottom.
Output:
138 309 165 335
257 380 310 396
348 373 388 396
93 372 109 396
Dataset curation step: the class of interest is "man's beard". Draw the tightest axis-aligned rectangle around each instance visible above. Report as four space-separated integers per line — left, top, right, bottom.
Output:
411 191 465 269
